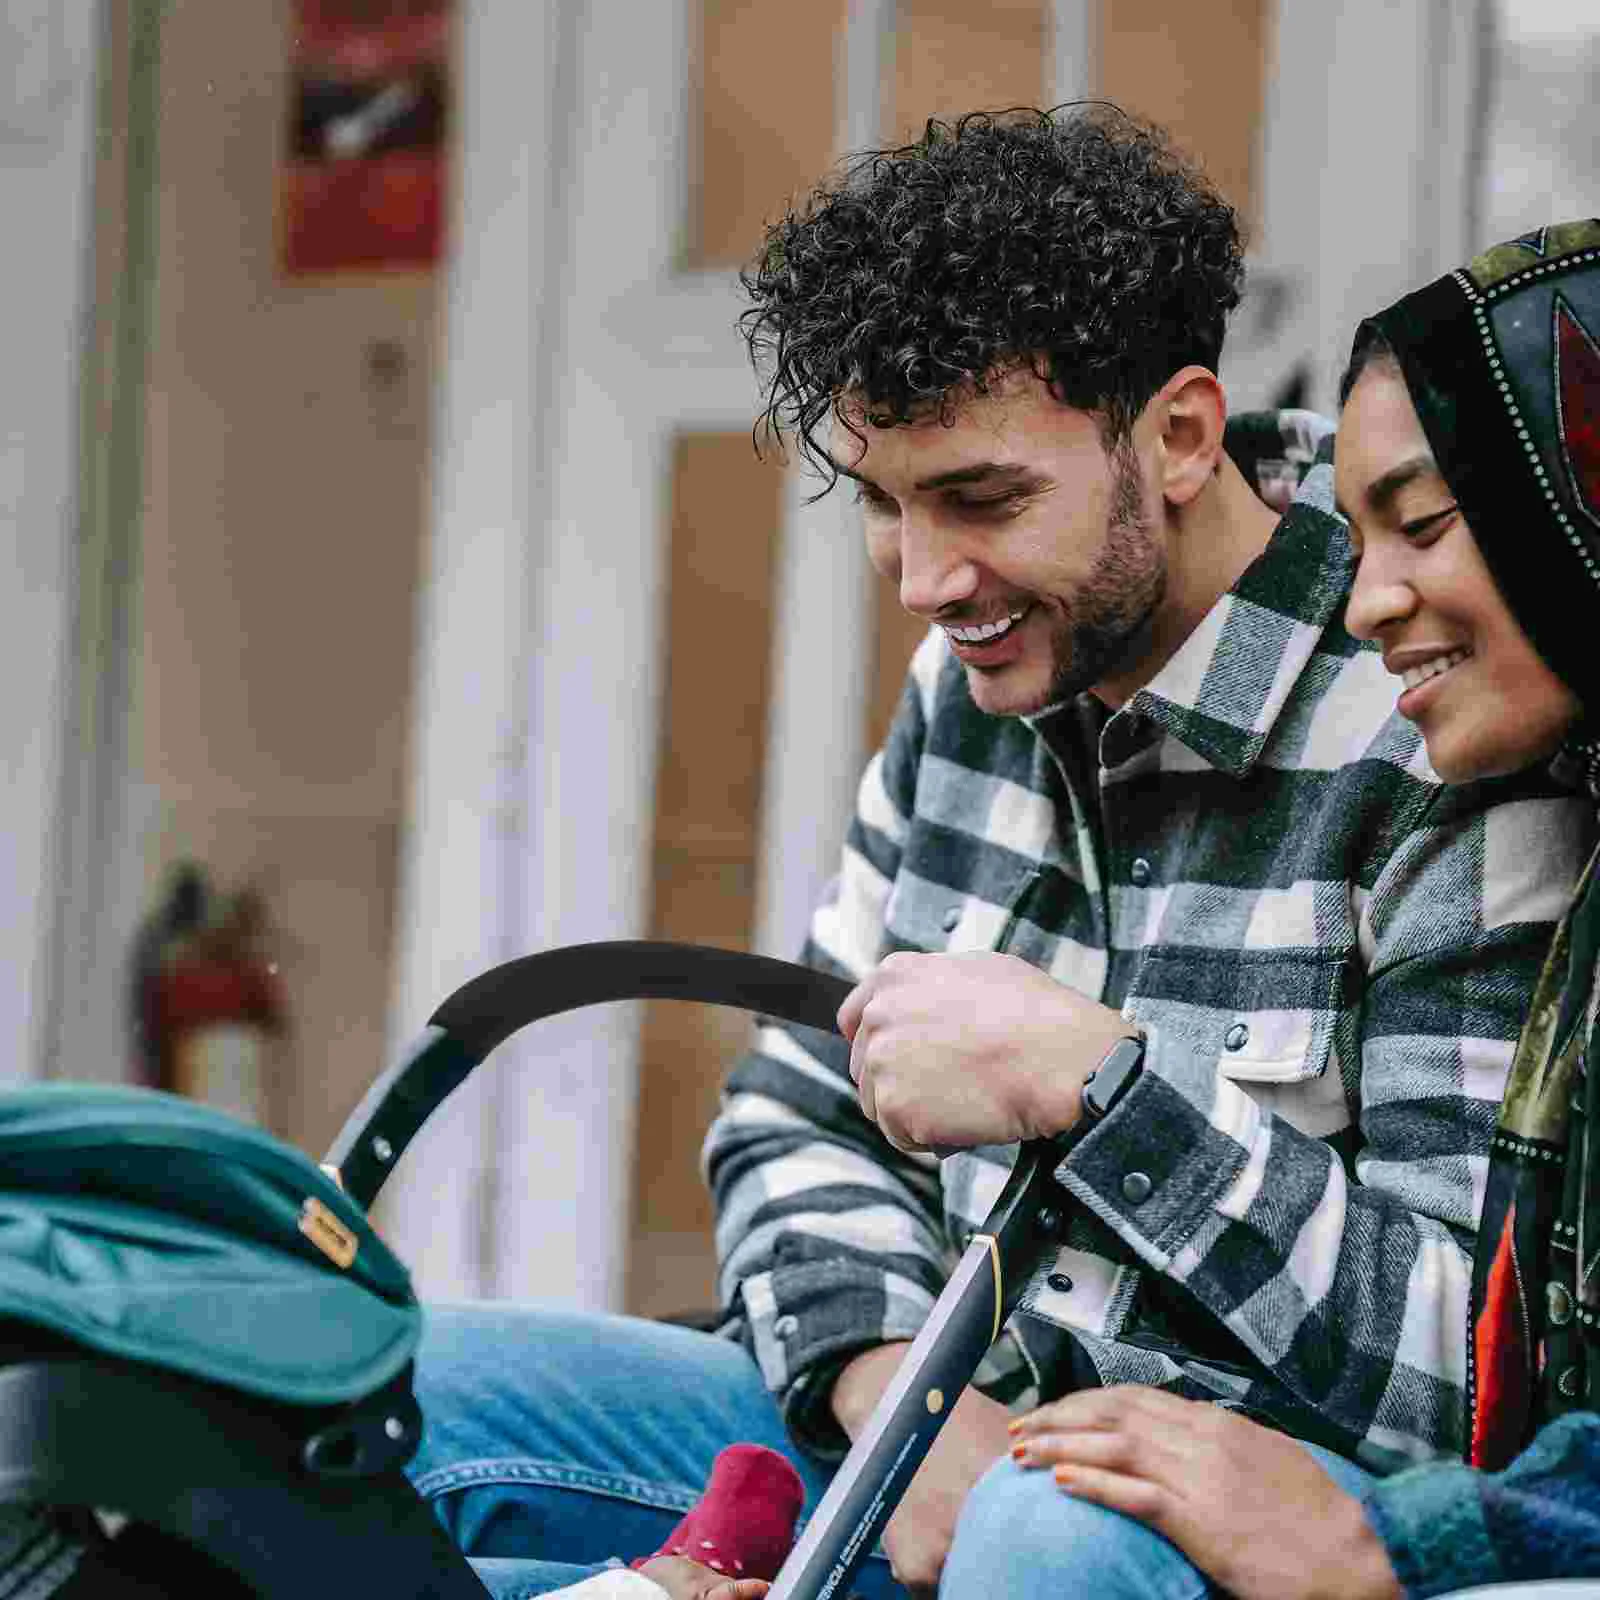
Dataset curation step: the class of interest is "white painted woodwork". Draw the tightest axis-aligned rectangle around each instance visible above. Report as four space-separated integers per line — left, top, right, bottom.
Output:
0 0 98 1083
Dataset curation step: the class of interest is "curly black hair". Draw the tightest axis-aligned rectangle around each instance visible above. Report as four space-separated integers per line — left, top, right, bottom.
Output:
740 104 1245 486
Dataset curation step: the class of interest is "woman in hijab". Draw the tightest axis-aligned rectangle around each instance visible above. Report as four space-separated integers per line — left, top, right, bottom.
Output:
1000 219 1600 1599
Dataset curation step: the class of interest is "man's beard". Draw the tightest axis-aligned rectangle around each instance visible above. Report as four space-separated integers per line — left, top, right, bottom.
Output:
1043 434 1167 703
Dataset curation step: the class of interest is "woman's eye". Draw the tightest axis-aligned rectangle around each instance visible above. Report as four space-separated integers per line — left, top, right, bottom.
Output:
1398 503 1459 542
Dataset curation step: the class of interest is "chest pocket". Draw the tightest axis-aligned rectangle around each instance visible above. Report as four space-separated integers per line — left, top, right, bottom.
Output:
1126 946 1346 1086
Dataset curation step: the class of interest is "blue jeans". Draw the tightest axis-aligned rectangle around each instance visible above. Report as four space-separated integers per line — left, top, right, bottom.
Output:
942 1444 1375 1599
406 1303 1375 1600
407 1303 900 1599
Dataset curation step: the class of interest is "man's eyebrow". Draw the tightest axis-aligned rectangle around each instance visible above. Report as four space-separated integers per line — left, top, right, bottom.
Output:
914 462 1037 492
829 460 1040 494
1338 454 1442 522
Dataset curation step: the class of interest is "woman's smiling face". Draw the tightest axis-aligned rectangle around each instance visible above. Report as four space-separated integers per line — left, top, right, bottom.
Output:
1338 360 1581 782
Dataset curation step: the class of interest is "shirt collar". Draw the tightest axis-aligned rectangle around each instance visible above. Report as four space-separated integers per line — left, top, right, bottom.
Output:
1024 459 1354 777
1126 459 1354 775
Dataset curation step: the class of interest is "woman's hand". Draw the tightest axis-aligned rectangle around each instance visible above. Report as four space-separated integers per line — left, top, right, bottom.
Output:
636 1554 770 1600
1007 1387 1403 1600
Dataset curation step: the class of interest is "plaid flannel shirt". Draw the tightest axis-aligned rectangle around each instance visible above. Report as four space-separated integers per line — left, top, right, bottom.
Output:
703 415 1595 1472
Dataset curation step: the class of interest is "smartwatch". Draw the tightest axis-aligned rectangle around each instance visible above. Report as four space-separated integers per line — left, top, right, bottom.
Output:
1080 1032 1146 1122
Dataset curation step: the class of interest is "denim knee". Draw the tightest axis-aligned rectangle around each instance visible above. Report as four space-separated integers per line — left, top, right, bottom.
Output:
940 1456 1209 1600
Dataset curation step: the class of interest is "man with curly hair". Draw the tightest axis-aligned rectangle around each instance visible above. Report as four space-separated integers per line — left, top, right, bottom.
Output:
403 107 1591 1599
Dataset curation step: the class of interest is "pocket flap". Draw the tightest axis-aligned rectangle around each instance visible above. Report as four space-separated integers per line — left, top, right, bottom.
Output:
1129 948 1344 1084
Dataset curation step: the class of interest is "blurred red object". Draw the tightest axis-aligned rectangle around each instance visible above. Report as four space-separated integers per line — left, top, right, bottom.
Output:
279 0 455 276
137 868 287 1127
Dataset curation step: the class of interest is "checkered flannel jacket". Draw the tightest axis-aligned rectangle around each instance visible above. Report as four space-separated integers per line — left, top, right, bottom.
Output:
703 416 1596 1472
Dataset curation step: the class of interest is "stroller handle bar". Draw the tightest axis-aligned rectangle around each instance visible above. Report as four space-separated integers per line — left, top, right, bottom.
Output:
323 940 852 1210
321 939 1064 1600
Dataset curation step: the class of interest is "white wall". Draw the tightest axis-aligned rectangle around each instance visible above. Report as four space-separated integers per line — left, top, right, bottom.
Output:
1225 0 1489 415
0 0 100 1083
376 0 563 1294
1482 0 1600 241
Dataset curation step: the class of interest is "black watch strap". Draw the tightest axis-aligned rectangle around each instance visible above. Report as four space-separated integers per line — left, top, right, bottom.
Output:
1080 1032 1146 1121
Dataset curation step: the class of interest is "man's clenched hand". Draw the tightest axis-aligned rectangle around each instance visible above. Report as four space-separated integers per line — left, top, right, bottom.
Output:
837 951 1133 1153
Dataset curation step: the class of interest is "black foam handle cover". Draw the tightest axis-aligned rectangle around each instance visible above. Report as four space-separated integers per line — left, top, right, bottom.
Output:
325 941 851 1208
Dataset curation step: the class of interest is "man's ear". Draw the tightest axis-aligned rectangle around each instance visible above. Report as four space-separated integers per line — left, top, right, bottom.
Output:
1153 366 1226 508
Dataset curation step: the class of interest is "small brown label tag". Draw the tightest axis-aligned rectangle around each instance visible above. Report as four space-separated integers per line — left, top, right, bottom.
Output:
299 1195 358 1270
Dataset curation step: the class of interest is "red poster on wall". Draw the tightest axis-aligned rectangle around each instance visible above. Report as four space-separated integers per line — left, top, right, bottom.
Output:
278 0 455 277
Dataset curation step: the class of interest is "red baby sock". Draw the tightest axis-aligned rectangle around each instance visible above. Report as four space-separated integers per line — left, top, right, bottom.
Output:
633 1443 805 1581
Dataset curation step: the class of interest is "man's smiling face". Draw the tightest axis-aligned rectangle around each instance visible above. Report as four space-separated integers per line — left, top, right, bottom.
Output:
835 369 1168 717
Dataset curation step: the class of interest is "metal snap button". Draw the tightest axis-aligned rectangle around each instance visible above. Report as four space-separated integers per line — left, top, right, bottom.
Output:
1121 1171 1154 1204
1129 858 1152 887
1548 1281 1575 1327
774 1314 799 1339
1223 1022 1250 1052
941 906 961 932
1046 1271 1074 1294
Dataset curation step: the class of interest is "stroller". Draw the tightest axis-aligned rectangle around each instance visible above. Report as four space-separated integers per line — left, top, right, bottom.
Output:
0 941 1065 1599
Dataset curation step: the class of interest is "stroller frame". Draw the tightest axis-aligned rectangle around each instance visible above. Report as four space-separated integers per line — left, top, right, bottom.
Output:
0 941 1065 1598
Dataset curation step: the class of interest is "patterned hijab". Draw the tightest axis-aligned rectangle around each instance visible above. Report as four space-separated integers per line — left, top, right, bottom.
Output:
1354 221 1600 1468
1356 220 1600 712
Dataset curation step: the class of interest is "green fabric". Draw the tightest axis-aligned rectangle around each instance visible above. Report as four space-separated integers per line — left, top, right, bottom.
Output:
1363 1412 1600 1595
1363 1456 1501 1597
0 1084 419 1406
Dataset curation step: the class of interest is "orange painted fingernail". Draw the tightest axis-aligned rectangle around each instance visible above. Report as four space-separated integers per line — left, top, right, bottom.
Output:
1010 1441 1029 1463
1006 1417 1024 1434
